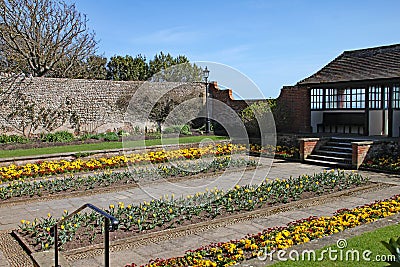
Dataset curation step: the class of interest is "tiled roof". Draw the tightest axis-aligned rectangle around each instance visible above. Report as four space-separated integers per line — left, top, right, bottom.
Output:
297 44 400 85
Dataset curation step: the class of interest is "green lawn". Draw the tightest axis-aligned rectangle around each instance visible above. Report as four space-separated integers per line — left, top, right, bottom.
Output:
0 135 228 158
271 223 400 267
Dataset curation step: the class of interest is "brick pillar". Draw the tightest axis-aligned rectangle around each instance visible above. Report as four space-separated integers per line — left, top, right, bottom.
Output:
352 141 373 169
299 138 320 162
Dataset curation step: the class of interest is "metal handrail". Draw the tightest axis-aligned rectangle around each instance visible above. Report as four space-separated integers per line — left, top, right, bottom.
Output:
51 203 119 267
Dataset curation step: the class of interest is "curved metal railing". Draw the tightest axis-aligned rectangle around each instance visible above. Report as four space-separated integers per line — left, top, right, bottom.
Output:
51 203 119 267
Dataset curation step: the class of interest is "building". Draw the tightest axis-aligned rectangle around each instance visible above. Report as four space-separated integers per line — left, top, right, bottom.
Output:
279 44 400 137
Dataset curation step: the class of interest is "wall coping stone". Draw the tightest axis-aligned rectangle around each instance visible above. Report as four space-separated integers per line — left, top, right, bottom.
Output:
298 137 320 142
352 141 374 145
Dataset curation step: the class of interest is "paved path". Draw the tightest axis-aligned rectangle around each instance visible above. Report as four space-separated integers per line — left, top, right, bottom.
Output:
0 159 399 266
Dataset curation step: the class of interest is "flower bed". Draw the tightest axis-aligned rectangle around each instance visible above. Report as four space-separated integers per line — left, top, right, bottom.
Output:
125 194 400 267
362 155 400 172
16 170 369 253
0 144 246 182
249 144 299 159
0 157 255 201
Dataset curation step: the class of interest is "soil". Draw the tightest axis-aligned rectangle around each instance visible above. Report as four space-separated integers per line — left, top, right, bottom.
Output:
17 181 373 253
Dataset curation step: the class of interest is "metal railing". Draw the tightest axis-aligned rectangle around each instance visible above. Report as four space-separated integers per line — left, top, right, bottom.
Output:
51 203 119 267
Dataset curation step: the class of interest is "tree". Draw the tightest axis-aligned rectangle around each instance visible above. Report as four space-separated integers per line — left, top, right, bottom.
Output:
241 100 276 137
149 97 175 132
106 54 148 81
48 54 107 79
149 52 202 82
0 0 97 77
148 52 178 77
84 55 107 79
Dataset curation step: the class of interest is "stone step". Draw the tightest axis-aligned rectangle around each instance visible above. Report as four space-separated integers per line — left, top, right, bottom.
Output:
319 145 353 153
326 141 353 147
307 154 352 164
314 150 353 158
330 137 369 142
304 158 353 169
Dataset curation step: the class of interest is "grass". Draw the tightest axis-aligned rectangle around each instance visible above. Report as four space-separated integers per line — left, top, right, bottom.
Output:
0 135 228 158
271 223 400 267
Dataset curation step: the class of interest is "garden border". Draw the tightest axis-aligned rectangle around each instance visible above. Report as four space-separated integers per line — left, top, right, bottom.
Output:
12 182 386 264
246 212 400 266
0 139 231 166
0 164 261 208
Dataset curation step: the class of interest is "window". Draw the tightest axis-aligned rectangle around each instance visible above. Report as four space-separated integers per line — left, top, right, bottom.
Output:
339 88 365 109
369 86 381 109
311 89 324 110
325 89 337 109
393 85 400 109
311 88 365 110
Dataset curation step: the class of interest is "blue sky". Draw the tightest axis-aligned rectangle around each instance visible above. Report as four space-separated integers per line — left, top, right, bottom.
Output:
70 0 400 98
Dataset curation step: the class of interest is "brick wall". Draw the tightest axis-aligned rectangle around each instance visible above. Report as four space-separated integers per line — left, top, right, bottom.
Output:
299 138 319 161
352 141 373 169
276 85 311 133
208 82 251 112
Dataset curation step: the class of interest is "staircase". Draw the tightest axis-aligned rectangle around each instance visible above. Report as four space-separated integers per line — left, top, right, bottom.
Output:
305 137 356 169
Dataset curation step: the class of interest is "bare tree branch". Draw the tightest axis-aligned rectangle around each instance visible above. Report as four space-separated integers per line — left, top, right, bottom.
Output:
0 0 97 76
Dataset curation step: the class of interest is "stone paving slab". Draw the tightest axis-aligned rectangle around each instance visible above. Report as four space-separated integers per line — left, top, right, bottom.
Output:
0 159 400 266
0 250 10 267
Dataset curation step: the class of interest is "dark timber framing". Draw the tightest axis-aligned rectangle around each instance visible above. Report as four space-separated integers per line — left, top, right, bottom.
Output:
297 44 400 137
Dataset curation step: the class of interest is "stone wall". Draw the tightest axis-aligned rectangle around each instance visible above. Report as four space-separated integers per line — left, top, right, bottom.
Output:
0 77 205 135
0 76 312 136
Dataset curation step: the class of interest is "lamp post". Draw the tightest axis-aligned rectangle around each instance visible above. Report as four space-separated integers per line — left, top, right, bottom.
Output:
203 66 210 134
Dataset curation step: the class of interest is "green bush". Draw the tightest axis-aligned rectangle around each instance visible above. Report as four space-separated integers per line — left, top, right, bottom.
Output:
78 133 98 141
146 132 161 139
163 124 192 135
163 125 183 134
40 131 75 143
180 124 192 135
78 132 120 141
102 132 119 141
0 134 29 144
117 130 130 137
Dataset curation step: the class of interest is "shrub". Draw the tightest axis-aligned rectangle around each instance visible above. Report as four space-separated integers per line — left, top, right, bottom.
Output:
117 130 130 137
163 124 192 135
180 124 192 135
0 134 29 144
102 132 119 141
40 131 74 143
163 125 183 134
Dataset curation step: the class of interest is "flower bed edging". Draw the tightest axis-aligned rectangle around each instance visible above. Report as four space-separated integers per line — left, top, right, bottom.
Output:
12 182 384 263
125 192 400 267
16 170 370 254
